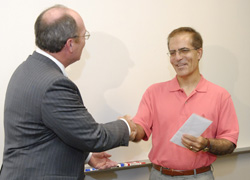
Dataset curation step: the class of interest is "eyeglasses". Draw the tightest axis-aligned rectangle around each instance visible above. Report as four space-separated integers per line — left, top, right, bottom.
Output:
167 48 198 58
72 31 90 40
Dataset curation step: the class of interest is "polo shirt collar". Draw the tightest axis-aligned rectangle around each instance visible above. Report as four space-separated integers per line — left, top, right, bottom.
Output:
169 75 208 93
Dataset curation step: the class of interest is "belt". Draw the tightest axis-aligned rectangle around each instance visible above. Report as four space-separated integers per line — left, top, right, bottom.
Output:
152 164 211 176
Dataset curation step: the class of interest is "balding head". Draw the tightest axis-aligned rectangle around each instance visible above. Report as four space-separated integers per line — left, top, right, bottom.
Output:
35 5 83 53
42 5 67 24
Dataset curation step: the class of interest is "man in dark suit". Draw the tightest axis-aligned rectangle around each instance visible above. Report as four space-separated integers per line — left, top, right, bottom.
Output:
0 4 136 180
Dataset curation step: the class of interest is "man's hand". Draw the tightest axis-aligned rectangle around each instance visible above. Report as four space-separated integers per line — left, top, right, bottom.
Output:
88 152 117 170
132 123 146 142
182 134 207 152
119 115 137 141
182 134 236 155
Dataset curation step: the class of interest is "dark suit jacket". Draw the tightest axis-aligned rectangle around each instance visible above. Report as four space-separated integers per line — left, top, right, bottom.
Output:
0 52 129 180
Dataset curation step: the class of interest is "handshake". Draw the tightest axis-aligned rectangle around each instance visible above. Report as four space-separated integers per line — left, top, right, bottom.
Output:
119 115 140 142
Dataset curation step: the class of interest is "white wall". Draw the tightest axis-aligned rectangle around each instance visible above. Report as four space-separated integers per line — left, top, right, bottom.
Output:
1 0 250 178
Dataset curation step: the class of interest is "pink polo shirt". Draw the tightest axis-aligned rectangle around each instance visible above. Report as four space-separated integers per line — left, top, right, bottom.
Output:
133 75 239 170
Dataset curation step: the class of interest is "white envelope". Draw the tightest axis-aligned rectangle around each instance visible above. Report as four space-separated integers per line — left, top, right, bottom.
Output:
170 113 212 148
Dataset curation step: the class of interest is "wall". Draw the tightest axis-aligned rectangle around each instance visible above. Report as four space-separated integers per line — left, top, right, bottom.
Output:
0 0 250 179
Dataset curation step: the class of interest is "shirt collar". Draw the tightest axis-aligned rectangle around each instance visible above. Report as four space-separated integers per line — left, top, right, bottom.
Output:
36 48 68 77
169 75 207 93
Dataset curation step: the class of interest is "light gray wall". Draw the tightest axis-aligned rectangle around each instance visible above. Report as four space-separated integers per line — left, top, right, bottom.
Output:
1 1 250 179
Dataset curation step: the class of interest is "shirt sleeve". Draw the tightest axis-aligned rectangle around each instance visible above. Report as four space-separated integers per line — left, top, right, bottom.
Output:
133 88 153 141
85 152 92 164
216 94 239 146
119 118 131 135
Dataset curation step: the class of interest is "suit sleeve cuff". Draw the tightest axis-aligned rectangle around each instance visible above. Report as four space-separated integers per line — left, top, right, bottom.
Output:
85 152 92 164
119 118 131 135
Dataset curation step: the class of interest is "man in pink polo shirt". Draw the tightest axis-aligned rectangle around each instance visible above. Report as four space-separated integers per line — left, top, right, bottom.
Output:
133 27 239 180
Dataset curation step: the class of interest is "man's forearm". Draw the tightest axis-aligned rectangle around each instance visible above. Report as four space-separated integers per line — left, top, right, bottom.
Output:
209 138 236 155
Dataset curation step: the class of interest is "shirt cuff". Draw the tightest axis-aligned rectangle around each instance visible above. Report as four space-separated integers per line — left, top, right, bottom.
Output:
119 118 131 135
85 152 92 164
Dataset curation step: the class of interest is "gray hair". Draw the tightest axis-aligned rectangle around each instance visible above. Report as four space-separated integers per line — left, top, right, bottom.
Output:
34 5 78 53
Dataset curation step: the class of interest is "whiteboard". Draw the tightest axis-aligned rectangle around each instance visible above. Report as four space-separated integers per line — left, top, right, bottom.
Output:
1 0 250 164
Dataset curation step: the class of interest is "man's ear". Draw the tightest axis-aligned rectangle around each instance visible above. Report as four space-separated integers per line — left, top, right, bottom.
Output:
65 38 74 53
197 48 203 61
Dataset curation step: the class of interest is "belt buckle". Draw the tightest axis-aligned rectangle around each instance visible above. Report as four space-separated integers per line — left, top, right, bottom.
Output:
158 165 180 176
161 166 175 176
